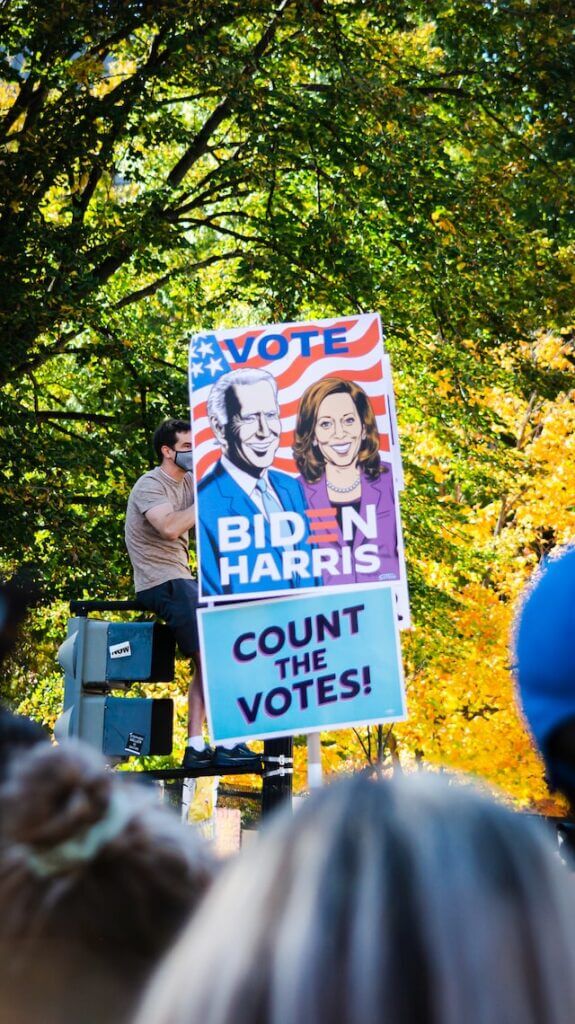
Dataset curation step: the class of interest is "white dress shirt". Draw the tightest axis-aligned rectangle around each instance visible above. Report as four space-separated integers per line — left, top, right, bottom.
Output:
221 456 283 521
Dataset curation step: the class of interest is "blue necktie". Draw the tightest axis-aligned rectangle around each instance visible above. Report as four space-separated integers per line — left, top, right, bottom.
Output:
255 476 283 521
256 477 294 552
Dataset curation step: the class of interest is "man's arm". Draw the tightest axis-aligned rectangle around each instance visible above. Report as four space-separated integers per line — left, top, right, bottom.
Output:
145 502 196 541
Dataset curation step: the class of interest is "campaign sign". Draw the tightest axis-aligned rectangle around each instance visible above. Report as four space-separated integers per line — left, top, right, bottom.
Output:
189 314 409 615
198 585 406 744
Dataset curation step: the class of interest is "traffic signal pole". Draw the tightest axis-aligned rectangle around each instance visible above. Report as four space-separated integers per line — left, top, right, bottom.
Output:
56 600 293 819
261 736 293 816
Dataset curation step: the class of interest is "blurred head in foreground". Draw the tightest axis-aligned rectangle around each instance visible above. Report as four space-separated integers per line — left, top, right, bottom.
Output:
515 547 575 808
0 740 216 1024
136 772 575 1024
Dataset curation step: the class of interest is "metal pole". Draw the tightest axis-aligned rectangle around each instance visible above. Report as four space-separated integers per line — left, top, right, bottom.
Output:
261 736 293 817
307 732 323 789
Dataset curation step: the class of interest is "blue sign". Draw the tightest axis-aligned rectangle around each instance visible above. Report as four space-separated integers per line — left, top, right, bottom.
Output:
198 585 405 743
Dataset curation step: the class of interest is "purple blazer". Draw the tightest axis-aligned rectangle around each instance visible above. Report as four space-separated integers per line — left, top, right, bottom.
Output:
298 463 400 585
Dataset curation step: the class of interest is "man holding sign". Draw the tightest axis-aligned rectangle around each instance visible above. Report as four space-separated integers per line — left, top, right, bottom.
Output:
125 418 257 770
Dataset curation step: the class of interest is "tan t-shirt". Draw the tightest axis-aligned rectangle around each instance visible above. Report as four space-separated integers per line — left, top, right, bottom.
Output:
125 466 195 592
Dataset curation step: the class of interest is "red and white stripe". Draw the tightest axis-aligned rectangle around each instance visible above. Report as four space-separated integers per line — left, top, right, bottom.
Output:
190 313 391 482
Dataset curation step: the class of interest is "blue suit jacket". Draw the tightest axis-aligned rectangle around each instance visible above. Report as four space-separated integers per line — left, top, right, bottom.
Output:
197 461 317 596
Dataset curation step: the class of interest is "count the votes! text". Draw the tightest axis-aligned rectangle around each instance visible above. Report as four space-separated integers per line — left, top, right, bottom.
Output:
230 604 375 724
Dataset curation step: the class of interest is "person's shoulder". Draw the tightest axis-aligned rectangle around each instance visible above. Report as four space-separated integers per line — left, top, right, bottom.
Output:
363 461 395 499
376 459 394 482
132 467 164 491
128 467 170 506
362 459 392 479
197 460 225 493
270 469 304 494
296 472 316 493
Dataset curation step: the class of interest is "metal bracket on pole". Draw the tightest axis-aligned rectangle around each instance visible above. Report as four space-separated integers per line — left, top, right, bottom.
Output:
263 766 294 779
262 753 294 778
261 738 293 816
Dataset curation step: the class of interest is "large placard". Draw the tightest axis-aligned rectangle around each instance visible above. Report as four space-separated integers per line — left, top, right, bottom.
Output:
190 314 409 620
198 586 406 744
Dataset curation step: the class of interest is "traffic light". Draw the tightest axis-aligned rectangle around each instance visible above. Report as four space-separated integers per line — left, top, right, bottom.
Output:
55 611 176 759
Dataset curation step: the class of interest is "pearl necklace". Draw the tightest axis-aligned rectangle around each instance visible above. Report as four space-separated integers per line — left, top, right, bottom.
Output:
327 477 361 494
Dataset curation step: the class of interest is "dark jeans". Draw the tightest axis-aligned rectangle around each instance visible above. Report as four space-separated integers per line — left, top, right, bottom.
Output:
136 578 200 657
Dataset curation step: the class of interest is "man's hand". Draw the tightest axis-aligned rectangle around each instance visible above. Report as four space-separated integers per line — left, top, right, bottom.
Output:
145 501 196 541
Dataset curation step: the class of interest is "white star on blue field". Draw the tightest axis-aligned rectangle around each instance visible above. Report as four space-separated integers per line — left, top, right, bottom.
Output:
189 334 233 388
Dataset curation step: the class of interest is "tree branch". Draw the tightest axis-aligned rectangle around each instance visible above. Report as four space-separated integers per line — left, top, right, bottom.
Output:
25 410 116 423
173 216 266 244
67 496 112 505
171 184 250 217
353 727 372 763
112 250 243 309
0 76 44 140
516 391 540 450
154 91 220 106
12 329 83 381
477 99 563 180
166 0 295 189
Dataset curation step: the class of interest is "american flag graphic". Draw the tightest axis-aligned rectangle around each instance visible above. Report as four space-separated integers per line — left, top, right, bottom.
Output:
189 313 393 482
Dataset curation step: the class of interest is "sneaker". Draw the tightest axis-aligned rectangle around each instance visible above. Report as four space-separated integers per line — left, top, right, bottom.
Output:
181 745 215 769
212 743 260 768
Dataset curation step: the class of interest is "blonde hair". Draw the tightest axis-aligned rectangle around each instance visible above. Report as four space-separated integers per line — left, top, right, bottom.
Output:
0 741 216 1024
137 772 575 1024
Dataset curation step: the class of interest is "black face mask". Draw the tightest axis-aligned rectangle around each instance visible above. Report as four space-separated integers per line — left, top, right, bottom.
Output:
173 450 194 472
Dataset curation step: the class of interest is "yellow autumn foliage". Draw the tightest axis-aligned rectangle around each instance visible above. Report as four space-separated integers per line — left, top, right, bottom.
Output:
311 332 575 814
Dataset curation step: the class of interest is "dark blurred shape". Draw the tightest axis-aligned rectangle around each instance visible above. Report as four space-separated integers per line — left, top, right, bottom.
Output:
0 569 37 663
515 547 575 808
0 707 48 783
0 565 41 666
0 567 48 780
